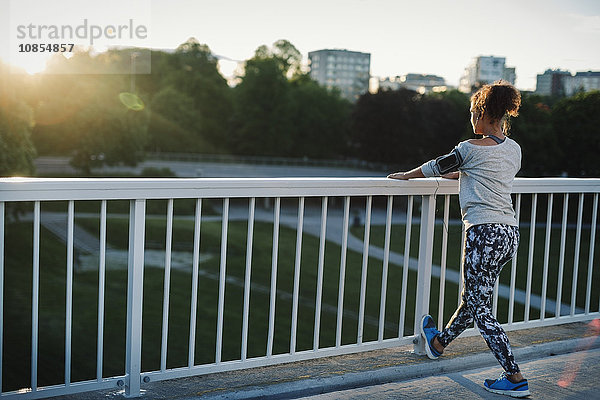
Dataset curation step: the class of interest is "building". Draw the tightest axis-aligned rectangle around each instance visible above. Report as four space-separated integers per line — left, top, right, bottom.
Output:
536 69 600 97
459 56 516 93
503 67 516 86
308 49 370 101
378 73 447 94
535 69 571 96
564 71 600 96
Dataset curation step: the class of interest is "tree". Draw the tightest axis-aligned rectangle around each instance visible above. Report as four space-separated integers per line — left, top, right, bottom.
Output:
0 100 36 176
511 94 559 176
160 39 233 153
286 74 352 158
430 90 471 140
272 39 303 78
230 40 352 158
229 48 294 155
24 50 150 173
147 86 211 153
350 89 420 166
0 62 36 176
350 88 468 168
31 72 98 156
417 92 469 160
551 91 600 177
68 95 149 174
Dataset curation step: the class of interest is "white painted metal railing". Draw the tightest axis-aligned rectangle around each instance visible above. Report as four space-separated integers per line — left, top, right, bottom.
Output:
0 177 599 399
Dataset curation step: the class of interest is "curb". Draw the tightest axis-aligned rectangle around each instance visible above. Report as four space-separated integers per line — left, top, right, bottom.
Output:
195 335 600 399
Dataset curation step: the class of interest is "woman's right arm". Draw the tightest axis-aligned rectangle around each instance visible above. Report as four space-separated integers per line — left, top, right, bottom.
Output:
387 166 425 180
388 143 466 180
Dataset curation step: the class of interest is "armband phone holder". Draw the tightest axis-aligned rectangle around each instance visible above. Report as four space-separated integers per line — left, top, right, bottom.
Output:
435 148 463 174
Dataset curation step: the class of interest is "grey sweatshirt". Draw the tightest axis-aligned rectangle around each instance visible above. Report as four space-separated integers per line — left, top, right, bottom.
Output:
420 138 521 230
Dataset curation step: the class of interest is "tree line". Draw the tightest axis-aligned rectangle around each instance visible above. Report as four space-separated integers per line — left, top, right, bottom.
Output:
1 38 598 176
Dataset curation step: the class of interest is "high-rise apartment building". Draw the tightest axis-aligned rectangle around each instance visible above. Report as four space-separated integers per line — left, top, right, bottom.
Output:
536 69 600 97
565 71 600 96
459 56 516 93
535 69 571 96
308 49 370 101
503 67 516 86
378 74 446 94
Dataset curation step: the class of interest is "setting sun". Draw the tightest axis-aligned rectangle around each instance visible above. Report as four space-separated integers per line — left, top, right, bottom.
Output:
9 52 53 74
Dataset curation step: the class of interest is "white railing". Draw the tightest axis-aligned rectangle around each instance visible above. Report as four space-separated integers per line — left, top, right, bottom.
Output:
0 177 599 399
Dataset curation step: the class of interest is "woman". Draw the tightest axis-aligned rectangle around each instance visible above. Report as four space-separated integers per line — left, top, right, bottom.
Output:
388 80 529 397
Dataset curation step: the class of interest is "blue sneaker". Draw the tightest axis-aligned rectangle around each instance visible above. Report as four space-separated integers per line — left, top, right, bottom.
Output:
484 372 530 397
420 315 442 360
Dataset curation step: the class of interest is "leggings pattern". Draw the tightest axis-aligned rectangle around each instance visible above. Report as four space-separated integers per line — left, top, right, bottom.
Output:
436 223 520 374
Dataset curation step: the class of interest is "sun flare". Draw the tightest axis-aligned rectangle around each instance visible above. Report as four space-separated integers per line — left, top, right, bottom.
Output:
9 52 53 74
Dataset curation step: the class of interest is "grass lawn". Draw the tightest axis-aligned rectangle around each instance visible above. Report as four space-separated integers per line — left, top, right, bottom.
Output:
39 198 219 216
360 220 600 323
4 201 459 392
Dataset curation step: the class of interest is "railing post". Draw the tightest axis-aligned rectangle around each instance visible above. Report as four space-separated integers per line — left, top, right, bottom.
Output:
413 194 436 355
125 200 146 397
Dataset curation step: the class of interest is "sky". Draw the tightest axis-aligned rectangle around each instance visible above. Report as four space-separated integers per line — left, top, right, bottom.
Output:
1 0 599 90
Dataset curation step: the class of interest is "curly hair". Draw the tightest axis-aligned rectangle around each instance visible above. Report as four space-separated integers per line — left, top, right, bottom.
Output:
471 80 521 134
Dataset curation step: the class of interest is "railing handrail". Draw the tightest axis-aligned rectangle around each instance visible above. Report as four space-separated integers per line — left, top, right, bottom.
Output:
2 177 600 202
1 176 599 398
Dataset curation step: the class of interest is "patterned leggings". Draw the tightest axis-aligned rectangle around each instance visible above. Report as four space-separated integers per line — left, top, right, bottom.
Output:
436 223 521 374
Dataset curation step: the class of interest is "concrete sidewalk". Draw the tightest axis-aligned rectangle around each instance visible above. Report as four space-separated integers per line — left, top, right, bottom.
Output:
300 347 600 399
60 321 600 400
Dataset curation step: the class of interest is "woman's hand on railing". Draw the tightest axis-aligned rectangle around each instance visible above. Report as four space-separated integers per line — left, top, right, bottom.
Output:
387 172 408 180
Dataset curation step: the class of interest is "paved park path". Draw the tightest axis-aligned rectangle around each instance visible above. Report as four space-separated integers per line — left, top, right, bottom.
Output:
31 202 578 320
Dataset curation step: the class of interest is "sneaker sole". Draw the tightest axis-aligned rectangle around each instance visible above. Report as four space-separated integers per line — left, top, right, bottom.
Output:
484 386 530 398
419 315 439 360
